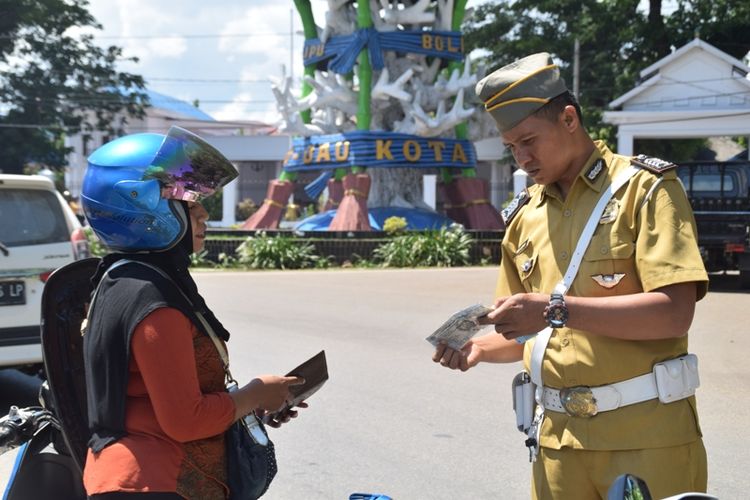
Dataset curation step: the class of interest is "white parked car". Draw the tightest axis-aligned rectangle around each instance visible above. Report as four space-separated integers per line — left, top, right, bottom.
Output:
0 174 89 372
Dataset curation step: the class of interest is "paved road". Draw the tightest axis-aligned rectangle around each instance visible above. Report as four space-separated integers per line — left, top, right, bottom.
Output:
1 268 748 499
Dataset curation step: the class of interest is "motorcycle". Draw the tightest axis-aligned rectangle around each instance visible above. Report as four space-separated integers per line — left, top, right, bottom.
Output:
1 258 96 500
607 473 718 500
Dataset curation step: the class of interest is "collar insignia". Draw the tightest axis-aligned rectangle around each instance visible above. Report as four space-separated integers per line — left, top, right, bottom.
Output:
599 199 619 224
591 273 625 288
501 189 531 225
631 154 677 174
585 159 604 181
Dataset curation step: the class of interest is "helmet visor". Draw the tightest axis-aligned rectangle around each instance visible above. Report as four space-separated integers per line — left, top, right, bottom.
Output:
145 126 238 202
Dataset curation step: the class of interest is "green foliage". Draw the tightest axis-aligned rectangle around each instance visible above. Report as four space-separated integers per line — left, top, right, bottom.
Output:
382 216 408 234
464 0 750 154
202 191 223 221
236 198 258 220
235 232 324 269
83 226 108 257
0 0 148 174
216 252 237 269
373 225 473 268
190 249 212 268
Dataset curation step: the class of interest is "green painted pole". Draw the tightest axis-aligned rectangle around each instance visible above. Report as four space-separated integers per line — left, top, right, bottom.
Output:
451 0 476 178
440 0 475 182
281 0 318 183
352 0 373 174
293 0 317 125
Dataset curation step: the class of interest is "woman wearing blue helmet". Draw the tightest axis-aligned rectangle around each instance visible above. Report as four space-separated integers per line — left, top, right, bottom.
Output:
80 126 304 499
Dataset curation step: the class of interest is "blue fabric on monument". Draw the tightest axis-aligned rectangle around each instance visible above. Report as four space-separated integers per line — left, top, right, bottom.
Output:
294 206 456 231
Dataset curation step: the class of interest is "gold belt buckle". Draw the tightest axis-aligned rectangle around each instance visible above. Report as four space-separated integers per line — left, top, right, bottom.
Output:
559 386 598 417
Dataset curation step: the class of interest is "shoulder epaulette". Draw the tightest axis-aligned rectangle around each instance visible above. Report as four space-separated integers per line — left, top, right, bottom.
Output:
631 154 677 174
501 188 530 225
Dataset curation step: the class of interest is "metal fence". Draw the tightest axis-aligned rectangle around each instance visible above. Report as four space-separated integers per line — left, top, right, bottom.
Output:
205 229 504 266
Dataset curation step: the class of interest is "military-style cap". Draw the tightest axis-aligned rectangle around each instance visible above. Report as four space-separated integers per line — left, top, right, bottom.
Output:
475 52 568 132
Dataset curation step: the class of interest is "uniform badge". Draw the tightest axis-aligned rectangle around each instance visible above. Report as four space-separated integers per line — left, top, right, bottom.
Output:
599 199 619 224
631 154 677 174
501 189 530 225
521 257 535 275
585 159 604 181
591 274 625 288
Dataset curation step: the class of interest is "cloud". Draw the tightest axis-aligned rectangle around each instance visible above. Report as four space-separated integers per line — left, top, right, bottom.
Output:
218 5 305 84
212 90 279 124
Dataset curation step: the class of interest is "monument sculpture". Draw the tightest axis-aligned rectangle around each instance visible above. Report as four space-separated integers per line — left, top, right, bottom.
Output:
244 0 502 231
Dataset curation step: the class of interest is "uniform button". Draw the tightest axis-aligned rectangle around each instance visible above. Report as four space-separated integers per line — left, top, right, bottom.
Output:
600 246 608 254
563 209 572 217
560 251 568 260
561 338 570 347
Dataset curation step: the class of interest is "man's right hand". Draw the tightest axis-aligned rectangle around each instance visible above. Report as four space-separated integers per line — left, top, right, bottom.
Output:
432 340 482 372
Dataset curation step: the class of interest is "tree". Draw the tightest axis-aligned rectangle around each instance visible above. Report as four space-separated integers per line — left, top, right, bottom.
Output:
463 0 750 159
0 0 149 174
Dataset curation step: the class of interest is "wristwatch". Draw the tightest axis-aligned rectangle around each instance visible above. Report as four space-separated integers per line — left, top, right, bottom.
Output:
544 293 568 328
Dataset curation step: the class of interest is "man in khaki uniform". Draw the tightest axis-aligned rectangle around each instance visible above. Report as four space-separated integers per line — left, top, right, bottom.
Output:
433 53 708 499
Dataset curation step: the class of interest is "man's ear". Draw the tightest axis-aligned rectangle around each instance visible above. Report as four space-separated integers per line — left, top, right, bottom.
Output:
561 105 578 132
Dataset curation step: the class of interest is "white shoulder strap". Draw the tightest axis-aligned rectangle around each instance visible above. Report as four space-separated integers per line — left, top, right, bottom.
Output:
529 165 639 389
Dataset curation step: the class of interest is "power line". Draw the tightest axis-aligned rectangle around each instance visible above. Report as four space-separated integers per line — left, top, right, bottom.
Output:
146 77 272 84
92 32 302 40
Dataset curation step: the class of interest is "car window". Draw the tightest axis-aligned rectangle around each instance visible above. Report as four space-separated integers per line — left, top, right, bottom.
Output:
0 189 70 246
677 165 742 198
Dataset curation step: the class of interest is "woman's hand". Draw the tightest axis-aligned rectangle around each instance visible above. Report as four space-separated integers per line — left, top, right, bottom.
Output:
260 401 309 429
230 375 305 421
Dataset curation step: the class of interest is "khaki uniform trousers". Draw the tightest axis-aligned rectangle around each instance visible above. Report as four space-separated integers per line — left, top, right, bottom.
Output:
531 439 707 500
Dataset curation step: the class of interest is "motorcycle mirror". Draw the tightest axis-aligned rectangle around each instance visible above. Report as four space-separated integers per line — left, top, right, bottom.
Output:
607 473 653 500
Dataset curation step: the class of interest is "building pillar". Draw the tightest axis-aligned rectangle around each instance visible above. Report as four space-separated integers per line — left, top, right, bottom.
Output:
513 168 528 195
423 174 436 210
221 176 238 227
617 130 634 156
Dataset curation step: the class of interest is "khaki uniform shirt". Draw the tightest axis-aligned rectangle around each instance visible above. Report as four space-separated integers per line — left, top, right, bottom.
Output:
496 141 708 451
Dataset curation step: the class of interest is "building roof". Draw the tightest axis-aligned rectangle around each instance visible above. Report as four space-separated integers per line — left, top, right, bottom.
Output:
608 38 750 111
145 89 215 121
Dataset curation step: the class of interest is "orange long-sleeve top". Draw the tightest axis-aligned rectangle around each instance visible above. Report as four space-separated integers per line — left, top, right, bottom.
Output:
83 307 236 499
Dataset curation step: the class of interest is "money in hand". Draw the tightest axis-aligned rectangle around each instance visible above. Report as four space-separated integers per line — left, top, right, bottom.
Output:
426 304 493 350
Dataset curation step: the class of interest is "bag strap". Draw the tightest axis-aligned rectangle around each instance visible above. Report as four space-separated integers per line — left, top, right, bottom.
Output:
529 165 639 389
81 259 132 336
88 259 235 383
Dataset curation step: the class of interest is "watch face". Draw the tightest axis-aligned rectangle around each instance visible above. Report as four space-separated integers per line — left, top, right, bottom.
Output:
546 303 568 328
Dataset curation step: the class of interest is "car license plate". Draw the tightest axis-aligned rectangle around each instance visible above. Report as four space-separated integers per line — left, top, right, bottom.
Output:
0 281 25 306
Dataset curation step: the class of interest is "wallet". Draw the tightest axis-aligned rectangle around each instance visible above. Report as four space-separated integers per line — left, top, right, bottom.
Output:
268 350 329 418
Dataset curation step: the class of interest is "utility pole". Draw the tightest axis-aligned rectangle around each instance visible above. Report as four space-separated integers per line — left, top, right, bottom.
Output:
290 8 294 83
573 38 580 99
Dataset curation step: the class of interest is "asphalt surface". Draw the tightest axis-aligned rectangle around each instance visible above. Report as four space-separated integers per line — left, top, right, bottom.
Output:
0 268 747 499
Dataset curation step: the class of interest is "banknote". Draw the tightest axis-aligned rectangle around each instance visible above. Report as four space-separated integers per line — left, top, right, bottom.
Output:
426 304 493 350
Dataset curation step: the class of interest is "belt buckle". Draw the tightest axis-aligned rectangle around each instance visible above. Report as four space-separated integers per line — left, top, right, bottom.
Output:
559 386 598 417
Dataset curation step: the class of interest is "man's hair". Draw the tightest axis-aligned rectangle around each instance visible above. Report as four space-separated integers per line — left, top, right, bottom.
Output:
532 91 583 126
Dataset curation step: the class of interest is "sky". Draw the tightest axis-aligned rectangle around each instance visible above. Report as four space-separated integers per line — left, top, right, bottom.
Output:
81 0 484 126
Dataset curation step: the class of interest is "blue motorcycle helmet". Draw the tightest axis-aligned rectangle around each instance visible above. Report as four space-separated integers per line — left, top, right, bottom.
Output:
81 126 238 252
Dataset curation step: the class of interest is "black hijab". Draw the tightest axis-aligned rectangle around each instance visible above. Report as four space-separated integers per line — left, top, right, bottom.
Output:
84 201 230 452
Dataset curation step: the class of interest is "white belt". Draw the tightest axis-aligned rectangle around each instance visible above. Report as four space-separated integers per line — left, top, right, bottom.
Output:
542 372 659 417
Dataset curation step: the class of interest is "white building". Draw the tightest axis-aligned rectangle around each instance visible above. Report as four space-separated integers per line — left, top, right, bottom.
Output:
604 38 750 157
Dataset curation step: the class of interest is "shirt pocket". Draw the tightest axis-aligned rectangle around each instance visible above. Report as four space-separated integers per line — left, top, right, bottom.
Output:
582 234 637 294
513 239 540 292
